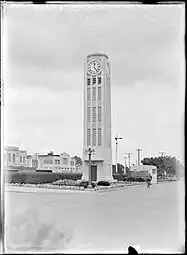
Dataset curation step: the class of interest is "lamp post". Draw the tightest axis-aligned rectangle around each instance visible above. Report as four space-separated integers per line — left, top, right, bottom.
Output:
115 135 123 173
85 147 95 187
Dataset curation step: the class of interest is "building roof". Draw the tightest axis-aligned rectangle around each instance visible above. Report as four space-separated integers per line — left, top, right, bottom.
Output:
38 154 60 157
131 165 157 169
87 53 108 59
4 146 19 151
60 152 70 157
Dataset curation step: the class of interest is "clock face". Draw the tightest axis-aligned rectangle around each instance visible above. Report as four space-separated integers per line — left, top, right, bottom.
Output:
88 60 101 75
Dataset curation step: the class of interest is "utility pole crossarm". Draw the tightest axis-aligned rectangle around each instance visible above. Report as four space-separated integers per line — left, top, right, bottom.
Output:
159 151 166 157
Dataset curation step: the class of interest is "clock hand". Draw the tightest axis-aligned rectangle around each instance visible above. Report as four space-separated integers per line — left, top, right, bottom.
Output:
93 62 97 72
92 63 95 72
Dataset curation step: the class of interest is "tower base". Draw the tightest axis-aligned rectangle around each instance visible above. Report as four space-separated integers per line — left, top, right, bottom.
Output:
81 161 113 183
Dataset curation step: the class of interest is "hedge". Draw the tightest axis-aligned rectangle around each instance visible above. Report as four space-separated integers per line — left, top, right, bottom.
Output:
113 174 127 181
5 172 83 184
97 181 110 186
5 172 146 185
79 181 96 189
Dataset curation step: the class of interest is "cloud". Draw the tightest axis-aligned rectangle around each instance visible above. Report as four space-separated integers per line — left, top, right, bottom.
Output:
111 80 184 163
4 85 83 155
5 4 184 91
4 4 184 163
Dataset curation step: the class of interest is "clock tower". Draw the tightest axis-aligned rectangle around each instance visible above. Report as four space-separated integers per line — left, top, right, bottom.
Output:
82 53 113 182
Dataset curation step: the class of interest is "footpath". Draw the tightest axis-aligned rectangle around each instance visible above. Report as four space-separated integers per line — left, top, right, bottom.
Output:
4 179 177 194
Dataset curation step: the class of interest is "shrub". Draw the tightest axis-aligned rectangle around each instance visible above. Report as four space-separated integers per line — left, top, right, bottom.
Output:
97 181 110 186
79 181 88 188
135 177 146 182
76 179 82 184
133 177 139 182
113 174 127 181
79 181 96 189
127 177 134 182
52 179 77 186
91 182 96 188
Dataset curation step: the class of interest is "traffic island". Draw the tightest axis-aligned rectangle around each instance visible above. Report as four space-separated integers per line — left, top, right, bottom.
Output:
5 181 146 193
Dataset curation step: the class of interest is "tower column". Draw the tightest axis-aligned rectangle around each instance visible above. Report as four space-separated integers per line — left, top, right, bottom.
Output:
82 53 113 182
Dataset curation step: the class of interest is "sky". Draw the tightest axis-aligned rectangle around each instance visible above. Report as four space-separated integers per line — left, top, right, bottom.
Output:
3 3 185 165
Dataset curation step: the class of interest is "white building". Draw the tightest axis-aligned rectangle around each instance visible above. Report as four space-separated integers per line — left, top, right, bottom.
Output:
26 154 35 168
4 146 27 168
130 165 157 184
82 53 113 182
37 152 77 173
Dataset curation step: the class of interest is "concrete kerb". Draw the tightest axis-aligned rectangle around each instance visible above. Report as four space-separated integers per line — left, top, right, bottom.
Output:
5 182 147 193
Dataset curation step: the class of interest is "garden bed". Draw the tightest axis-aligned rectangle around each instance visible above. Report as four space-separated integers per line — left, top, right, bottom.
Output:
5 181 146 193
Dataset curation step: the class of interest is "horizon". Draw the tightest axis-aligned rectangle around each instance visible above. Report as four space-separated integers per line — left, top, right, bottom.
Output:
4 142 184 165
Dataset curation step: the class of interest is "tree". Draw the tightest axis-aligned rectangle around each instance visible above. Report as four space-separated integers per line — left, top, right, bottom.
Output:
112 163 125 174
72 155 83 166
117 163 125 174
125 166 130 175
112 164 116 174
48 151 54 156
141 156 184 178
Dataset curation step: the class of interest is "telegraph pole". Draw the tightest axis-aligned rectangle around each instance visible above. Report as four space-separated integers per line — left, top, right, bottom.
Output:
159 151 166 178
123 156 127 174
136 148 142 165
126 152 132 169
124 156 127 168
115 134 123 173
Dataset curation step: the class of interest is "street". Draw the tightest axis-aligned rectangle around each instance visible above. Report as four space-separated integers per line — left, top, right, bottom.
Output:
5 180 184 253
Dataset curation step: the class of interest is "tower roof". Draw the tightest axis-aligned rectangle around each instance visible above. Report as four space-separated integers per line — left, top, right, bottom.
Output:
87 53 108 59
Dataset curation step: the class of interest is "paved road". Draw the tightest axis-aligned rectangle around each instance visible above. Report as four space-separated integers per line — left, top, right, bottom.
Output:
5 180 185 253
